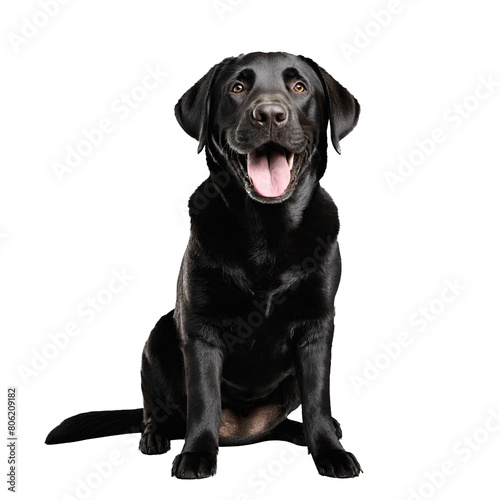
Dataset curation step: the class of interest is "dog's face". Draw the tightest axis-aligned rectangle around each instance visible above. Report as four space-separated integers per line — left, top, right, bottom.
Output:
175 52 360 204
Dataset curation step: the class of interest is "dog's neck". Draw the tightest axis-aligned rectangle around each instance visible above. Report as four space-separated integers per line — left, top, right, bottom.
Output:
247 171 317 230
209 165 318 232
205 144 326 234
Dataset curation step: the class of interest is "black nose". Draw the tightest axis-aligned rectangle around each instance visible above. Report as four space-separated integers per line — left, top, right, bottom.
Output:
252 103 288 130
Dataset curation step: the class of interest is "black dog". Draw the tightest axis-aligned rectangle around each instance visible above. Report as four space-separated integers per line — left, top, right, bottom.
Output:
46 52 361 480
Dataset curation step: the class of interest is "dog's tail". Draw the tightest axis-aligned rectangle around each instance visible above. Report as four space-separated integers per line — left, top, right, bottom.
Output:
45 409 143 445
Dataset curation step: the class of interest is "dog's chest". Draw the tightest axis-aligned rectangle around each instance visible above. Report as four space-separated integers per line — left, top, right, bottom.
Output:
188 203 338 331
216 247 323 328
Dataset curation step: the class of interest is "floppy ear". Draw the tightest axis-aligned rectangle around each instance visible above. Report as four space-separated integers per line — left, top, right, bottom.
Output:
300 57 360 154
174 64 220 154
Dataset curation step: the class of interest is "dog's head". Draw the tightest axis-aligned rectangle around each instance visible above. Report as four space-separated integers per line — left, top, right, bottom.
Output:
175 52 360 204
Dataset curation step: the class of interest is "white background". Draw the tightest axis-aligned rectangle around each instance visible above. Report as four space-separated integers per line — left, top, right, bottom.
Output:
2 0 500 499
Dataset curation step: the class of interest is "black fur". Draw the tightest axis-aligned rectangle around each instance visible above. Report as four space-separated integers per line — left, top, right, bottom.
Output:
46 52 361 480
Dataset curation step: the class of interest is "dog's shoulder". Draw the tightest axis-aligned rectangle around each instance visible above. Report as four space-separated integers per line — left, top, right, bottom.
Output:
301 186 340 241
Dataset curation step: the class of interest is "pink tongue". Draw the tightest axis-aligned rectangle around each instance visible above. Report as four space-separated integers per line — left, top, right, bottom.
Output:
247 147 291 197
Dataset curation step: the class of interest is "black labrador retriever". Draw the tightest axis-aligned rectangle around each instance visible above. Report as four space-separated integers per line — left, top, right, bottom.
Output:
46 51 362 480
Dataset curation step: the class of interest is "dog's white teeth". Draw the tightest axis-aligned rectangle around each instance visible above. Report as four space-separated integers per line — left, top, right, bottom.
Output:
287 153 294 169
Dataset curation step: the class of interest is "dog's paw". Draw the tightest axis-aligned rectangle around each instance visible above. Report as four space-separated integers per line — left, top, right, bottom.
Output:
139 432 171 455
313 450 362 478
171 451 217 479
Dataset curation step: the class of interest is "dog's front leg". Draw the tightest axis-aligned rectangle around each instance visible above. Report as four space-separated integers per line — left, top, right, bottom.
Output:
172 338 223 479
295 325 362 478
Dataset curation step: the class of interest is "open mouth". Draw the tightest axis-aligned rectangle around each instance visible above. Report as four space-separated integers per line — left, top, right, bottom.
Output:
246 143 294 198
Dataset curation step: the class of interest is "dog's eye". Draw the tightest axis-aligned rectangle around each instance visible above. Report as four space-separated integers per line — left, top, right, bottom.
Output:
293 82 307 93
232 83 245 93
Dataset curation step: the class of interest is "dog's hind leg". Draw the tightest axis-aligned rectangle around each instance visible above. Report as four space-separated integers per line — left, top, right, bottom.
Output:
218 375 343 447
219 415 342 447
139 311 187 455
258 416 343 446
257 418 307 445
